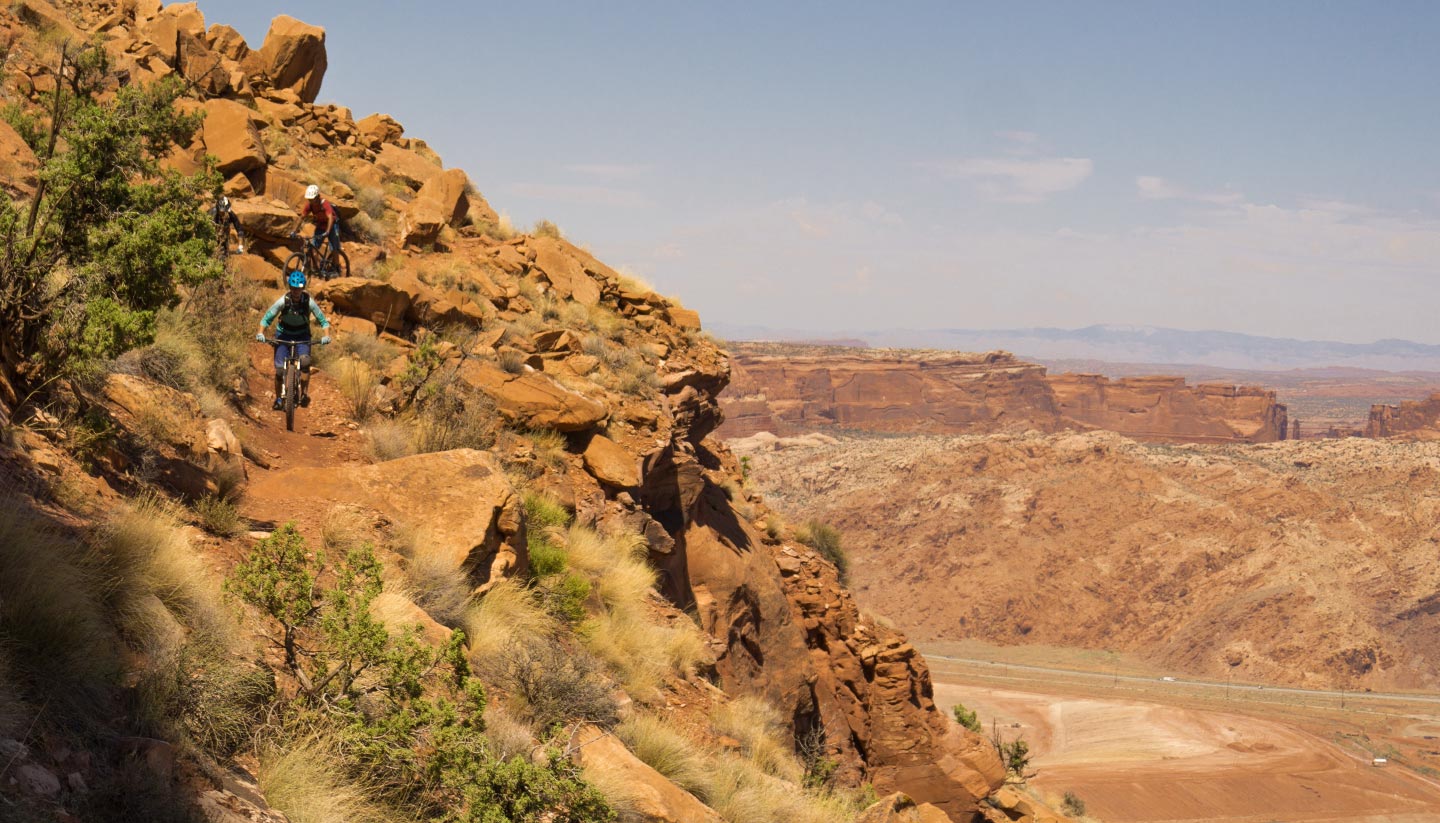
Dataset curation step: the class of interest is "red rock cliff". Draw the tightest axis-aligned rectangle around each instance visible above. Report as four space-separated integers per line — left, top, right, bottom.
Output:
718 343 1289 444
1366 393 1440 438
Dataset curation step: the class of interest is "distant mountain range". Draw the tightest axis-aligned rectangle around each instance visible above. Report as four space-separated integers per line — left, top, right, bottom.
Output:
710 323 1440 372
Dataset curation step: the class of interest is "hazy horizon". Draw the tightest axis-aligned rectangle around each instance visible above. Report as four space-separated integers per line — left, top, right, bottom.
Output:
205 1 1440 345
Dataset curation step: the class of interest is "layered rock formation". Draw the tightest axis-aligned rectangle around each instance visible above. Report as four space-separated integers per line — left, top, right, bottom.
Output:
1050 373 1288 443
719 343 1289 444
720 346 1063 438
1366 393 1440 438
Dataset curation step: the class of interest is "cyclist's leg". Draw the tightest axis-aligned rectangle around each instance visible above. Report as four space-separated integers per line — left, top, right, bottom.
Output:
272 342 289 409
327 222 342 256
296 341 313 403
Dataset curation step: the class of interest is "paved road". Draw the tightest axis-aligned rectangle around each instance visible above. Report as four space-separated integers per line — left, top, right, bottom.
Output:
924 653 1440 711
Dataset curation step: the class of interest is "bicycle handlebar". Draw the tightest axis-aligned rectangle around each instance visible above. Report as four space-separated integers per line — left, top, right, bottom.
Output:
260 338 324 346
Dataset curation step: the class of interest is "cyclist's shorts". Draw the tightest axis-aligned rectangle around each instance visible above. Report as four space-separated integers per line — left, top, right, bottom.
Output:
274 338 312 371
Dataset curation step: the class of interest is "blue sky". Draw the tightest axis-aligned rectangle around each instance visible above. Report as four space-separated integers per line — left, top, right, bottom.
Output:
204 1 1440 343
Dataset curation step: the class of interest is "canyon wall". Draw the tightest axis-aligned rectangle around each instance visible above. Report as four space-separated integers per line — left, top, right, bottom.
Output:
1367 393 1440 437
718 343 1288 444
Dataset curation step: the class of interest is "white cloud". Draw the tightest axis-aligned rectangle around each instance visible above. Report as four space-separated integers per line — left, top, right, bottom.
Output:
933 156 1094 203
1136 175 1243 205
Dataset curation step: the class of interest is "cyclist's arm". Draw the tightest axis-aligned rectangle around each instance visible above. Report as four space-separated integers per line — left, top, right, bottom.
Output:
309 298 331 335
259 297 285 335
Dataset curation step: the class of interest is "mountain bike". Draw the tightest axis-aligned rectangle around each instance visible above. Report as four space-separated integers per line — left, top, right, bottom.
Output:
283 231 350 281
263 337 325 432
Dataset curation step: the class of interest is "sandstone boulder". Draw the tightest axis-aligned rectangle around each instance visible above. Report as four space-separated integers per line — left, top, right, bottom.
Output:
855 794 952 823
667 306 701 331
178 30 229 96
251 15 328 104
227 254 280 289
314 277 413 332
122 0 162 23
528 236 601 306
246 449 525 587
583 434 639 489
0 120 39 197
201 98 267 175
416 168 472 227
229 198 297 241
400 196 448 248
572 725 723 823
206 24 250 60
97 374 247 500
357 112 403 145
375 143 441 190
457 360 607 432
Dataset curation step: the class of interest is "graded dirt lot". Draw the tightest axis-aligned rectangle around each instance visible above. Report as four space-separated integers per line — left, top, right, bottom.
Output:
931 664 1440 823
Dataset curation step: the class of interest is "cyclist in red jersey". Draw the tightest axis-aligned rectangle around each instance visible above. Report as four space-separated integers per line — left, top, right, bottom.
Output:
290 184 342 258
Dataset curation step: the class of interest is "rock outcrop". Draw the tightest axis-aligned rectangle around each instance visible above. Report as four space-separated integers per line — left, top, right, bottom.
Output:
1366 393 1440 438
718 343 1289 444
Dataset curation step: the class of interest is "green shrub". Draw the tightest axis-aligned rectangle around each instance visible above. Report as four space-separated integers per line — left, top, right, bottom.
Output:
952 702 982 734
227 525 613 822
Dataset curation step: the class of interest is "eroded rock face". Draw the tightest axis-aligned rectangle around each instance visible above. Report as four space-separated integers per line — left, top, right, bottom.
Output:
201 98 267 175
857 794 955 823
455 359 607 432
1367 392 1440 437
718 343 1290 445
251 15 327 103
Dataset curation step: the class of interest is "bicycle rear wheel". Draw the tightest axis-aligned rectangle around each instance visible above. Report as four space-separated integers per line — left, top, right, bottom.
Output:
329 249 349 279
282 254 308 290
284 362 299 432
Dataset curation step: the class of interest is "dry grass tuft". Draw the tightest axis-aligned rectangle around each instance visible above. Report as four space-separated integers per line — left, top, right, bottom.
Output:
334 358 378 421
366 419 416 462
615 714 710 797
712 696 805 783
258 732 394 823
391 523 470 627
321 505 372 555
462 579 554 663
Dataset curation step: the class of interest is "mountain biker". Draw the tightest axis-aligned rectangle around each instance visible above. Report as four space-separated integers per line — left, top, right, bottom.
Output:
210 195 246 254
256 270 331 410
290 184 341 260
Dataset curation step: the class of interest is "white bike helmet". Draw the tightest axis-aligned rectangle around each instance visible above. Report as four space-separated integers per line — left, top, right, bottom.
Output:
218 195 230 209
304 184 319 200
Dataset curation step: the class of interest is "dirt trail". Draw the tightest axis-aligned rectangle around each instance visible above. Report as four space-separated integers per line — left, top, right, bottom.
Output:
933 679 1440 823
236 345 368 534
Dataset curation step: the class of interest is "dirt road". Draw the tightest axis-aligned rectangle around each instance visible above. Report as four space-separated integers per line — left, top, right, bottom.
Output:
932 677 1440 822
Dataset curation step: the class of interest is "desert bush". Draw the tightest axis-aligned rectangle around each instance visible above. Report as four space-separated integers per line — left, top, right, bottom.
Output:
195 492 243 537
499 349 528 374
412 390 501 453
333 331 400 371
487 635 619 733
356 185 387 219
1061 791 1087 817
227 525 612 822
952 702 982 734
795 520 848 582
532 219 563 239
347 210 389 245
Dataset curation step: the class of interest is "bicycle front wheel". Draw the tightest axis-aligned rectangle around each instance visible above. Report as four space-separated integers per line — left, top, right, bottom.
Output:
284 363 299 432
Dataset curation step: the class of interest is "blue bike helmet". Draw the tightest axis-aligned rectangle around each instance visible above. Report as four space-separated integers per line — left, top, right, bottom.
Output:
287 270 306 289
